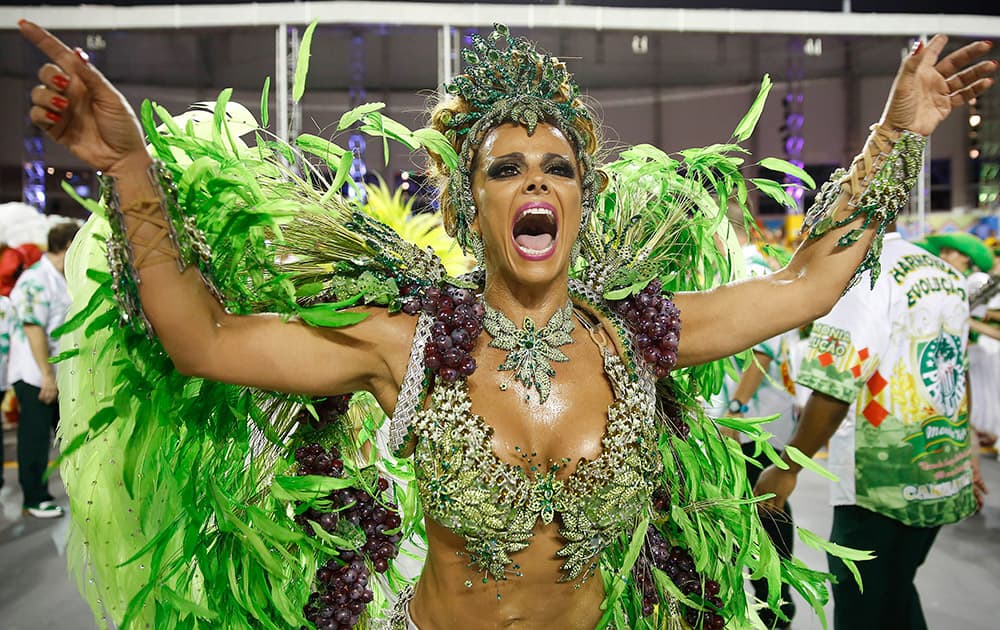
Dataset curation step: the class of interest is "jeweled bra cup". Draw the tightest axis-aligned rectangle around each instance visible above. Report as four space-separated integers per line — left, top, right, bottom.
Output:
412 348 660 584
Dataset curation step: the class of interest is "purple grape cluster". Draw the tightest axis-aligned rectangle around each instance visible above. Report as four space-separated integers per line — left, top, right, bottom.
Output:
651 487 671 514
645 528 725 630
293 445 403 629
658 388 691 440
610 279 681 379
632 555 660 617
303 554 373 629
295 442 345 478
297 395 352 431
401 284 485 383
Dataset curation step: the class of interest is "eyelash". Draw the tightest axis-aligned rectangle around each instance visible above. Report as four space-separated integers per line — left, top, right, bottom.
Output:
488 162 575 179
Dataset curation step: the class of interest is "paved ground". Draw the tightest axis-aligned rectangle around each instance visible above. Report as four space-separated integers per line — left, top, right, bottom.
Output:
2 425 998 629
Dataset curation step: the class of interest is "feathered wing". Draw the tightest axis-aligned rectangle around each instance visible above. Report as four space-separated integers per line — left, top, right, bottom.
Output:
55 92 457 629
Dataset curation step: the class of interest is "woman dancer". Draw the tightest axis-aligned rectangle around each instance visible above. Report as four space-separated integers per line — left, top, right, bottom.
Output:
18 19 996 630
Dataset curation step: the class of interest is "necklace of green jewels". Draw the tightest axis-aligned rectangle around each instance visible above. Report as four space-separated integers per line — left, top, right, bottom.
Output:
482 300 576 403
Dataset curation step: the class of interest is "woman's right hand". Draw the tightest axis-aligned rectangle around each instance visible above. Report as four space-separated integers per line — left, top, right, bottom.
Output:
18 20 148 176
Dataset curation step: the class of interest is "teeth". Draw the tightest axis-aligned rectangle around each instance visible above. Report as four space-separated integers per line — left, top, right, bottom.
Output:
522 207 554 219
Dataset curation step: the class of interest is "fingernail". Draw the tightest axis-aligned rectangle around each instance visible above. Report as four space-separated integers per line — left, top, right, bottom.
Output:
74 47 89 64
52 74 69 90
911 41 924 55
45 111 61 123
17 19 27 27
51 95 68 110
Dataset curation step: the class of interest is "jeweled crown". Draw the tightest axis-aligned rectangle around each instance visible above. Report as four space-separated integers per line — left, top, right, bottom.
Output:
442 23 592 137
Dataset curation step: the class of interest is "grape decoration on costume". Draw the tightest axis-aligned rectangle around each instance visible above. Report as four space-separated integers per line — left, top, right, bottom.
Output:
609 279 681 379
643 527 725 630
293 435 403 629
401 284 485 382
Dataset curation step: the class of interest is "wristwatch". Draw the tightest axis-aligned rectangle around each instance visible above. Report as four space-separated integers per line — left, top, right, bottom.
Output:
727 399 749 414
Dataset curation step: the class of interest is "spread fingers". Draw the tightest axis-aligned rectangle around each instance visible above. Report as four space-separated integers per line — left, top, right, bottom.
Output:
949 77 995 107
945 60 999 93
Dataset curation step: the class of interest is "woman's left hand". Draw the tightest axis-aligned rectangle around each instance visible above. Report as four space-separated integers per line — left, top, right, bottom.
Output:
881 36 996 136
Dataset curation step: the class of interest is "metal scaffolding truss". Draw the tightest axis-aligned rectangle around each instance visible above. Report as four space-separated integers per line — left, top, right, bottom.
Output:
3 2 999 36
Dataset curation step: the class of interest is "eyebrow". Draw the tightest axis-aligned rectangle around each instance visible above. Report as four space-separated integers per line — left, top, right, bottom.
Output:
485 152 573 164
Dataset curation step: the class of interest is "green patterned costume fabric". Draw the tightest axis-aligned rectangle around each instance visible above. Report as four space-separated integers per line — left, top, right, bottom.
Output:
52 26 895 630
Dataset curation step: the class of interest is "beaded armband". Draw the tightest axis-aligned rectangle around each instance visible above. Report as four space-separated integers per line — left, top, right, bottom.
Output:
101 159 221 336
802 124 926 290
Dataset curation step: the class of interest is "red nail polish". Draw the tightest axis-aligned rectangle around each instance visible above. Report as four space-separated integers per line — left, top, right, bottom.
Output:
74 48 90 64
912 41 924 55
45 110 61 123
52 75 69 90
51 95 68 110
17 19 27 27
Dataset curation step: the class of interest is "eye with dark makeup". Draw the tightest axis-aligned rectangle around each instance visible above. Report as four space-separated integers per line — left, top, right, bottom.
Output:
487 160 521 179
486 155 575 180
545 157 575 178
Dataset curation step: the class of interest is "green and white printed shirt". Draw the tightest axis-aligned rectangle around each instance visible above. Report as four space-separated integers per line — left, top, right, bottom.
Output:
8 256 70 389
797 234 976 527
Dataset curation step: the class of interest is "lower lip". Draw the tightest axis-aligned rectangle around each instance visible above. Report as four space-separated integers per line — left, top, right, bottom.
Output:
512 238 557 261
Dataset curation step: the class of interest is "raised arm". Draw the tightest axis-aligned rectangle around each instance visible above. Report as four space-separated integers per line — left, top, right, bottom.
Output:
676 36 996 368
19 21 412 410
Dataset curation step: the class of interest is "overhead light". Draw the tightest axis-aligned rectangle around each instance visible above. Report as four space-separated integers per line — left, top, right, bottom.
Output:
46 167 54 175
631 34 648 55
970 148 981 159
969 114 982 127
85 33 107 51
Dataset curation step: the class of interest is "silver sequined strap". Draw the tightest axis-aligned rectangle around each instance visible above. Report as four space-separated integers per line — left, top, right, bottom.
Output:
802 128 926 291
388 312 433 453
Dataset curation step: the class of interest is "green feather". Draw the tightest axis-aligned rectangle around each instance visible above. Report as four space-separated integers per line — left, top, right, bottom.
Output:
733 74 772 141
292 20 318 103
759 156 817 189
260 76 270 128
785 445 839 481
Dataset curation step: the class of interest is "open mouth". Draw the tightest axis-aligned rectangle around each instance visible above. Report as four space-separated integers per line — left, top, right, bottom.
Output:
511 204 558 260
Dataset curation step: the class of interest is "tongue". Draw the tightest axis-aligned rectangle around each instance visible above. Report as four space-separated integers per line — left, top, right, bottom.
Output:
515 233 554 251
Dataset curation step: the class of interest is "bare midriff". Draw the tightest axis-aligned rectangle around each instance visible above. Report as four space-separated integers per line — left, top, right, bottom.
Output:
409 518 606 630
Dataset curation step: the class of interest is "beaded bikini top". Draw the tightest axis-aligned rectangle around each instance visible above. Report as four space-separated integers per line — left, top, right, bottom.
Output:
393 310 662 584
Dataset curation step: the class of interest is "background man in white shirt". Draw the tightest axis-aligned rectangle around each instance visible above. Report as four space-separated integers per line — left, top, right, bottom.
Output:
9 222 78 519
755 230 984 630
